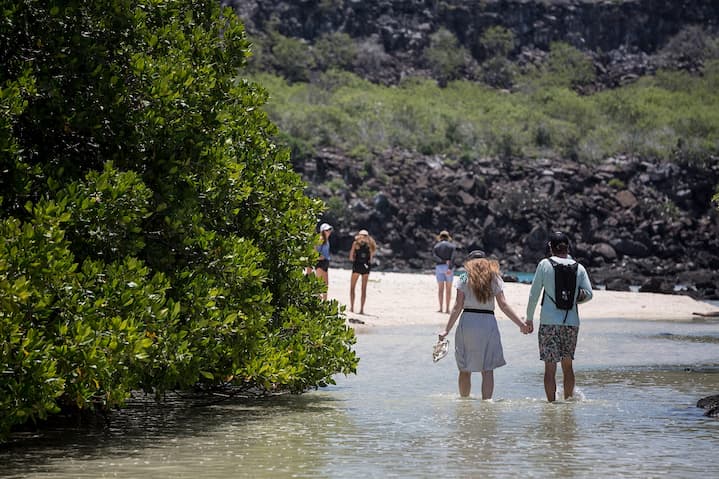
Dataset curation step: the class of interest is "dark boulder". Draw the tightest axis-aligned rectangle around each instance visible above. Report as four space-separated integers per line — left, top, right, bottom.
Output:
592 243 618 261
611 238 651 258
605 277 632 292
638 277 671 294
697 394 719 418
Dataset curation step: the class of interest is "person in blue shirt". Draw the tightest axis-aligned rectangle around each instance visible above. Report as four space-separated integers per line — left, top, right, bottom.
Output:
526 231 593 402
312 223 333 300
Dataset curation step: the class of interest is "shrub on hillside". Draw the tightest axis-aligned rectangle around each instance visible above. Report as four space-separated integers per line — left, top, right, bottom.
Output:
424 28 471 86
315 32 357 71
545 42 596 89
481 56 516 89
656 26 719 66
353 35 393 77
479 26 516 59
271 34 316 82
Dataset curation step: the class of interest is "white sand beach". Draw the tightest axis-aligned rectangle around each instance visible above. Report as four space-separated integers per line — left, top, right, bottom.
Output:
326 268 719 328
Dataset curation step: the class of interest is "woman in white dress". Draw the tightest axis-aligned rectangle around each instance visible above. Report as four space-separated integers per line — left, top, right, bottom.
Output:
439 250 529 399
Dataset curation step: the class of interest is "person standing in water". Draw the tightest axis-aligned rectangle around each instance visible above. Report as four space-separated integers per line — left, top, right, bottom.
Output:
349 229 377 314
439 250 529 399
432 230 456 313
526 231 593 402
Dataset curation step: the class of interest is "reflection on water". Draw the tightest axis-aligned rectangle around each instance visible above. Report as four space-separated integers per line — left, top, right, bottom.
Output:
2 318 719 478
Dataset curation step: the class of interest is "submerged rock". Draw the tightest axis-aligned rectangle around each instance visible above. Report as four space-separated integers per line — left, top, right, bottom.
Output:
697 394 719 417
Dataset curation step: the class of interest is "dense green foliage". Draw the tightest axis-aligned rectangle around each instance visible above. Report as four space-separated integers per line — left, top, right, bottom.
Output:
424 28 471 86
241 20 718 168
478 26 516 88
254 61 719 163
0 0 357 440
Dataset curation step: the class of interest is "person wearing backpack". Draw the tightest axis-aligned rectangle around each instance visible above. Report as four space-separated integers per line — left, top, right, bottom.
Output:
349 229 377 314
526 231 593 402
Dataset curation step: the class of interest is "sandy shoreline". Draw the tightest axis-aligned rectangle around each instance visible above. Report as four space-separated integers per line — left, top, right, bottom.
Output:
325 268 719 328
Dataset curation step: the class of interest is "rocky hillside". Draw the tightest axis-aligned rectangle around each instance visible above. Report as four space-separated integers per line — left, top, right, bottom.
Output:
228 0 719 86
226 0 719 299
231 0 719 54
298 148 718 298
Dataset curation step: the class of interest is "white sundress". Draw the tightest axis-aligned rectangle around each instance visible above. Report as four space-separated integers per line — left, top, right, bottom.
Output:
454 274 507 372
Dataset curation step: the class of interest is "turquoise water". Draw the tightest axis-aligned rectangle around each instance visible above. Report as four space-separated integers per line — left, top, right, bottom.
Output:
505 270 535 283
454 270 534 283
2 318 719 478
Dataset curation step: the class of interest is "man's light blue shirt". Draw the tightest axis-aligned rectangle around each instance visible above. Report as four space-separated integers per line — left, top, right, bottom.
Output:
526 256 593 326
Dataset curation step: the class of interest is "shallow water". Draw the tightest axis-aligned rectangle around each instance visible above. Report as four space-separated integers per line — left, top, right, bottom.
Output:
2 317 719 478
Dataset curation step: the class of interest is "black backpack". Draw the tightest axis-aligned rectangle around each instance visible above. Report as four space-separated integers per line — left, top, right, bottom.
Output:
543 258 579 322
355 243 371 264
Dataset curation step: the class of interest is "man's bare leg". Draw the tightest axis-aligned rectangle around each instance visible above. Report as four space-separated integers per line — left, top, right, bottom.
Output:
544 361 557 402
561 357 575 399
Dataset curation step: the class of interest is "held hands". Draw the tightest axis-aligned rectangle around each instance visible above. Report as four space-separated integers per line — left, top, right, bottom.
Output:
524 320 534 334
518 319 533 335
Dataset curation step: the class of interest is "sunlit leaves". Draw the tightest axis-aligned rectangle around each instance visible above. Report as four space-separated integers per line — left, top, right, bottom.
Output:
1 0 357 440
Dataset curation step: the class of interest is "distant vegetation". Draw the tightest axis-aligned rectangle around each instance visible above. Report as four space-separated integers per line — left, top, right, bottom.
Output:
245 25 719 166
253 63 719 165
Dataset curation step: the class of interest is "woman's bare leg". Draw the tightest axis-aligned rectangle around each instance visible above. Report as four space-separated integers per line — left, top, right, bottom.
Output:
444 281 452 313
360 273 369 314
349 272 359 312
317 268 329 300
458 371 471 397
481 370 494 400
437 282 445 312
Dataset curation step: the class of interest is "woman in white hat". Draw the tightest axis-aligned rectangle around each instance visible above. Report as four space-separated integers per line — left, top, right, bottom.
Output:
313 223 333 300
349 229 377 314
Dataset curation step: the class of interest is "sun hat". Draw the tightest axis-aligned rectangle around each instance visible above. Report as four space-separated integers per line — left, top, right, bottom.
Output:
358 229 369 236
437 230 452 241
466 249 486 260
319 223 333 232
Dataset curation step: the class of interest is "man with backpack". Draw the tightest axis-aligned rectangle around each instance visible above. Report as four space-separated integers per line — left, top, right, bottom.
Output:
526 231 593 402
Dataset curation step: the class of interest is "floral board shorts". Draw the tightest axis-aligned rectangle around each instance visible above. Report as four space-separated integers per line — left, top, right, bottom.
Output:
538 324 579 363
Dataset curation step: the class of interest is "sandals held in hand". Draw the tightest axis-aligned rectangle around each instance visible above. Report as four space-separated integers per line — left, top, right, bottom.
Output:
432 338 449 363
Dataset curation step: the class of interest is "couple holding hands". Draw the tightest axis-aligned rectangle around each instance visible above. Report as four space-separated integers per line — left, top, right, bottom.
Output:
437 232 593 402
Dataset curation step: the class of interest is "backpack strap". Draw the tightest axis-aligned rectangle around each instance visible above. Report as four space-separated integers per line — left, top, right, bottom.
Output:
542 291 570 323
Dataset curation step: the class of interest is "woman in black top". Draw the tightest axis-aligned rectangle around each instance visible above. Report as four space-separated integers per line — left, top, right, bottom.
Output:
349 229 377 314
